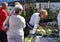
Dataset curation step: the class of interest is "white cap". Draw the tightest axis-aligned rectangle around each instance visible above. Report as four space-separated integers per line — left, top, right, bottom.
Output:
15 4 23 10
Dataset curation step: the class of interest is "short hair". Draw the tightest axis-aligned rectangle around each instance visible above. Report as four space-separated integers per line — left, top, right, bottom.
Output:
40 9 48 16
14 7 21 14
2 2 8 6
14 4 23 14
15 4 23 10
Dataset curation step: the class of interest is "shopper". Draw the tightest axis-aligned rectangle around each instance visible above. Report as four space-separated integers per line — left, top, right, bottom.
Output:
0 2 8 42
24 9 48 37
3 4 26 42
57 11 60 37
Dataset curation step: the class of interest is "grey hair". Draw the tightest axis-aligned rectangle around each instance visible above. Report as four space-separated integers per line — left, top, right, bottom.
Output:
14 7 21 14
2 2 8 6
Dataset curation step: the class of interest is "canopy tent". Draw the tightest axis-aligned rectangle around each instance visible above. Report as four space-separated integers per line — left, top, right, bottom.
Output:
6 0 60 3
0 0 60 3
36 0 60 2
6 0 23 3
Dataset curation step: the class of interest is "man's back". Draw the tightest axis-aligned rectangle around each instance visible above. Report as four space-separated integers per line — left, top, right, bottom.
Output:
6 15 26 36
29 12 40 26
0 8 8 30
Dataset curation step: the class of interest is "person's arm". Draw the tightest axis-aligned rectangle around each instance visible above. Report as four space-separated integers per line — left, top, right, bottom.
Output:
9 8 15 15
31 24 38 34
31 16 40 34
2 16 9 31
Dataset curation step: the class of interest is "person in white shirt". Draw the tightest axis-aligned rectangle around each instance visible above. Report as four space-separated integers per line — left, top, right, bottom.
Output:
24 9 48 37
57 11 60 37
3 4 26 42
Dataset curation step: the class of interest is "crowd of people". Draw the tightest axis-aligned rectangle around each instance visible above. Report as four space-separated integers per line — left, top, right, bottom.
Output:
0 1 59 42
0 2 25 42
